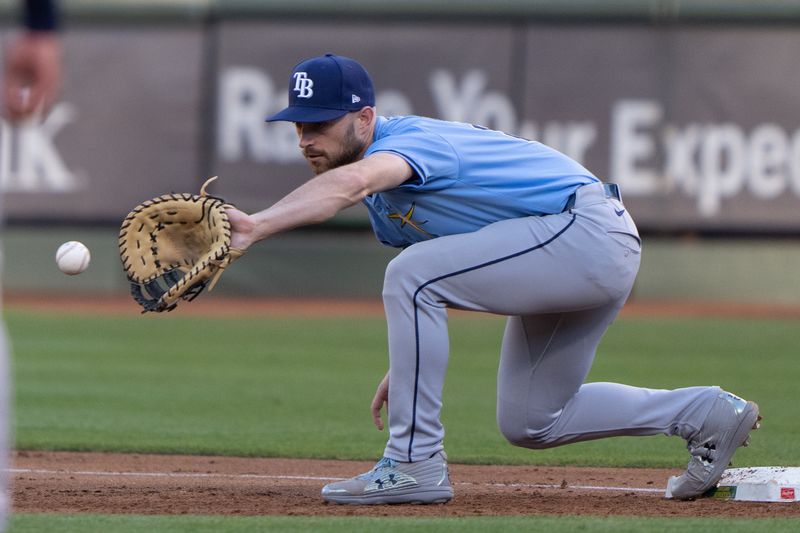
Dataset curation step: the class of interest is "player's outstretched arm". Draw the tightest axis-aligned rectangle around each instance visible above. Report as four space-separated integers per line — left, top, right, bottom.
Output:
228 153 412 250
227 207 258 252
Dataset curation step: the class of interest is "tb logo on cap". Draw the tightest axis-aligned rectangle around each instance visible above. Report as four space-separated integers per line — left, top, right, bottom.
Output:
292 72 314 99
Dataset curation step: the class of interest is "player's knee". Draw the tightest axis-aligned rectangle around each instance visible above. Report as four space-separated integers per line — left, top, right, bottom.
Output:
497 408 557 450
498 423 529 448
501 428 557 450
382 255 412 303
382 248 429 303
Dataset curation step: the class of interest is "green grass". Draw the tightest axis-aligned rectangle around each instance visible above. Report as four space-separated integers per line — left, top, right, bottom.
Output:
7 310 797 467
8 514 800 533
6 309 800 531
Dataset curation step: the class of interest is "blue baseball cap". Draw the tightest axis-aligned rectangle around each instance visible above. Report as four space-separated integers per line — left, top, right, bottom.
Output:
266 54 375 123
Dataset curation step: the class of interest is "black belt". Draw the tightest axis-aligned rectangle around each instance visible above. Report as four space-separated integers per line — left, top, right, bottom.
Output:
562 183 621 212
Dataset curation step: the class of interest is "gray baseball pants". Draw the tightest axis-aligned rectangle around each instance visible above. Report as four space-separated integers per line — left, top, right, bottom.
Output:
382 181 717 462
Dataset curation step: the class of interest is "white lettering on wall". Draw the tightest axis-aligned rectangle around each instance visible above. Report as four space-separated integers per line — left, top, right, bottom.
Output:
216 66 800 218
217 66 297 163
217 67 414 165
0 103 79 192
429 69 596 162
612 100 800 216
611 100 662 195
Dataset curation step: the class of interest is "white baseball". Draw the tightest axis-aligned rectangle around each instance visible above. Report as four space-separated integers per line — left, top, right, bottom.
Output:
56 241 91 275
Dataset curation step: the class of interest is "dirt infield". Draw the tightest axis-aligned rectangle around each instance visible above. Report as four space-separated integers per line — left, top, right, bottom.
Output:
8 293 800 518
8 291 800 320
11 451 800 518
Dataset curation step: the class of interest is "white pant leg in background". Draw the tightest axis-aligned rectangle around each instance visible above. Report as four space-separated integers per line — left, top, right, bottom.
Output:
1 237 9 531
0 322 9 532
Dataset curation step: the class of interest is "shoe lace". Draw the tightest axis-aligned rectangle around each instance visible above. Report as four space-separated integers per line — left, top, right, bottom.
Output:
688 441 717 465
356 457 397 481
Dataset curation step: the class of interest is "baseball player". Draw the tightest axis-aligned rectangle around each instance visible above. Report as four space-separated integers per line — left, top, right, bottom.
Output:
1 1 61 528
226 53 760 504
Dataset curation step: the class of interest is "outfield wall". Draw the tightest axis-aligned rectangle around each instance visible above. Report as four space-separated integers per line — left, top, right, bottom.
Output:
1 1 800 232
2 1 800 302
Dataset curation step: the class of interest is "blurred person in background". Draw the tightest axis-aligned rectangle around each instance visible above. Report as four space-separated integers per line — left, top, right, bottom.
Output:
2 0 61 121
1 0 61 529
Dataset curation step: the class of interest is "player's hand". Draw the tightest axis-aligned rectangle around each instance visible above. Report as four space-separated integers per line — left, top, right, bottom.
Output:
226 207 258 251
371 371 389 431
2 32 61 122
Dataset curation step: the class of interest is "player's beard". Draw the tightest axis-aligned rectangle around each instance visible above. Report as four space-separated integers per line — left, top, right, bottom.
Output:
305 123 367 175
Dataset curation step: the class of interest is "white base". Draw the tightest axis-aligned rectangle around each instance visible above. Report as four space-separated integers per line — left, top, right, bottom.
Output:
665 467 800 502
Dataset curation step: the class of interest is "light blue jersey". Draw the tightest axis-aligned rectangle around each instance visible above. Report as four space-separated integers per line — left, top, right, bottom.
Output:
363 115 599 248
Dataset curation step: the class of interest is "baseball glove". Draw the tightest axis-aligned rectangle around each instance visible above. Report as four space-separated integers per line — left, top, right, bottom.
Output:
118 176 244 313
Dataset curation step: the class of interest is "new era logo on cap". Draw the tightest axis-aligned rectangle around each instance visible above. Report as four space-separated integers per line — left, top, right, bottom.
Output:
266 53 375 123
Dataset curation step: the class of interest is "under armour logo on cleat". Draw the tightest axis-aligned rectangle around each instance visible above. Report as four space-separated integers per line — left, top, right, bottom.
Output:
365 471 417 493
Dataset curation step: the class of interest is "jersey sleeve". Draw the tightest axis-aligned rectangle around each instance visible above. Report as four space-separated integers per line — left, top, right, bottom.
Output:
366 128 459 187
